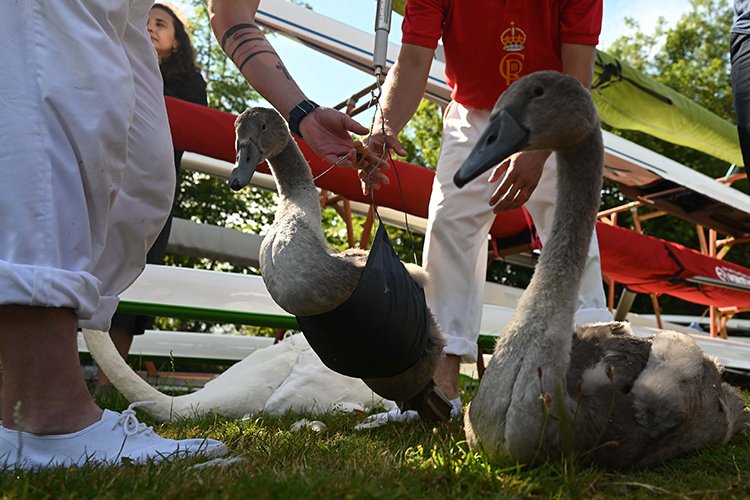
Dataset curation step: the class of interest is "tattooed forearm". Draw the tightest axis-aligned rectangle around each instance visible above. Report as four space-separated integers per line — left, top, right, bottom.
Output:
220 23 261 52
221 23 285 74
216 20 306 112
276 62 292 80
238 50 277 72
230 36 266 60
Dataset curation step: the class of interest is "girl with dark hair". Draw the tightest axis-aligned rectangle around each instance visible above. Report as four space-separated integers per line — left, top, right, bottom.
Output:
100 3 208 389
145 3 207 257
149 3 208 106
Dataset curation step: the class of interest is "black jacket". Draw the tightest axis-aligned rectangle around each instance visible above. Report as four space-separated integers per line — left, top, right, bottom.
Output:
164 70 208 107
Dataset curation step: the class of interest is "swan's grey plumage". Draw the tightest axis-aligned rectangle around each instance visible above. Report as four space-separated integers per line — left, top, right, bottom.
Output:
462 71 748 468
236 107 447 403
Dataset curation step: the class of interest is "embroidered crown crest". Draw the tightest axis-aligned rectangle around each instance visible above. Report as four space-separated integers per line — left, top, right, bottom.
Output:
501 21 526 52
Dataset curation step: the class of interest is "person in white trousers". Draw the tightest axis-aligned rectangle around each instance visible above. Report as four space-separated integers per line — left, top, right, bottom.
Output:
0 0 228 469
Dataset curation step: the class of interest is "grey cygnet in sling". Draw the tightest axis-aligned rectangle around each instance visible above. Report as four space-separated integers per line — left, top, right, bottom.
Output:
456 71 748 468
233 107 448 408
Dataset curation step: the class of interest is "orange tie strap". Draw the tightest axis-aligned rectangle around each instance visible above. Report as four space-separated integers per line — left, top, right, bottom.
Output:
353 141 369 169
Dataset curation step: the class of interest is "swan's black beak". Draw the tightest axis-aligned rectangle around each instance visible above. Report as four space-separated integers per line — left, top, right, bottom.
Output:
229 141 262 191
453 109 529 188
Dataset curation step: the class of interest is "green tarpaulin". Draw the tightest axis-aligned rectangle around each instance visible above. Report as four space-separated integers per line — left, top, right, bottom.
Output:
391 1 742 166
592 50 743 166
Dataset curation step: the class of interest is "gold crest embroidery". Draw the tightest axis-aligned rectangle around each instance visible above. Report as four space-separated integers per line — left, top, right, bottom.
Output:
501 21 526 52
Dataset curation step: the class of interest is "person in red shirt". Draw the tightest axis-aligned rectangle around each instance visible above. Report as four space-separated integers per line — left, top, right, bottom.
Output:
361 0 613 423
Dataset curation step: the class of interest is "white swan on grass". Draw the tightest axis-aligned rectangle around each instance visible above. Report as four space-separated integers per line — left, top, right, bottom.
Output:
83 330 395 422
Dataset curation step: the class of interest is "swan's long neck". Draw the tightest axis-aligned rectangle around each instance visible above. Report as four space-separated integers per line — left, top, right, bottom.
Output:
82 329 203 422
511 129 604 340
466 116 605 461
267 139 321 217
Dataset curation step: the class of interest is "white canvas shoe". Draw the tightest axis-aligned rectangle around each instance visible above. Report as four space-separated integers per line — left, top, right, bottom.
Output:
354 397 462 430
0 402 227 470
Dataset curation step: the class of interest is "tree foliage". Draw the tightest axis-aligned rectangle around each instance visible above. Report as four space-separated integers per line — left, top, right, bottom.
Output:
398 99 444 171
605 0 737 179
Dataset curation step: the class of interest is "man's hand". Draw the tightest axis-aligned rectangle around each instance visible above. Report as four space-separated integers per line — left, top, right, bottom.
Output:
297 107 380 169
488 150 550 213
356 126 408 195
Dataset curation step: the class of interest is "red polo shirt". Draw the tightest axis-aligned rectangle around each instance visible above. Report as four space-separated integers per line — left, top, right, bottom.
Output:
402 0 602 110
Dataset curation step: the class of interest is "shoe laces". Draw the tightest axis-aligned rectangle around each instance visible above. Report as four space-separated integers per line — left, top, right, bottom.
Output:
113 402 157 437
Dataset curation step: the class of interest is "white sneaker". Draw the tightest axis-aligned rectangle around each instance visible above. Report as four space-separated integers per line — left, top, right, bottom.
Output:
0 402 227 470
354 397 462 430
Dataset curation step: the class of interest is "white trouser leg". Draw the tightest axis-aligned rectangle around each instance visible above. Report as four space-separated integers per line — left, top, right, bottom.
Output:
0 0 173 331
83 0 175 329
424 103 498 363
424 102 612 363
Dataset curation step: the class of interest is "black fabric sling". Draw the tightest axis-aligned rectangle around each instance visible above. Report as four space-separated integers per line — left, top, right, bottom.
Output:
296 223 430 379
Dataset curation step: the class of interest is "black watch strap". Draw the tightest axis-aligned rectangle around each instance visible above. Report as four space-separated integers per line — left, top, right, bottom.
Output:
288 100 319 139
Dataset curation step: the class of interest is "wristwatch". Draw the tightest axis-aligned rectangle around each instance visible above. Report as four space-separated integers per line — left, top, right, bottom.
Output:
288 99 319 139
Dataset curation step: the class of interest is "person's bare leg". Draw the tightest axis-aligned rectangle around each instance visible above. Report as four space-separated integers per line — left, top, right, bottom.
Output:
97 325 134 387
0 305 102 434
433 354 461 401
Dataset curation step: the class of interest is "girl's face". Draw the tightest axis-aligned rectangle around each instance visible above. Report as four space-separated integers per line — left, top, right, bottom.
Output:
147 8 177 63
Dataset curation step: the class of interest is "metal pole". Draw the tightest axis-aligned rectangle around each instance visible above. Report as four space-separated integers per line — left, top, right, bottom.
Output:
373 0 393 76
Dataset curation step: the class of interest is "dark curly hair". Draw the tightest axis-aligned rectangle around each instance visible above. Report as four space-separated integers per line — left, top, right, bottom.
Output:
152 3 200 85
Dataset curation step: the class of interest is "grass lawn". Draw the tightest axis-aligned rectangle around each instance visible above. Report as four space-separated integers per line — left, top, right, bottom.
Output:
2 387 749 500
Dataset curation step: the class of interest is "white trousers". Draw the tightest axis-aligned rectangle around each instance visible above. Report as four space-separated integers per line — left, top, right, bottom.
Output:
0 0 174 330
423 101 613 362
